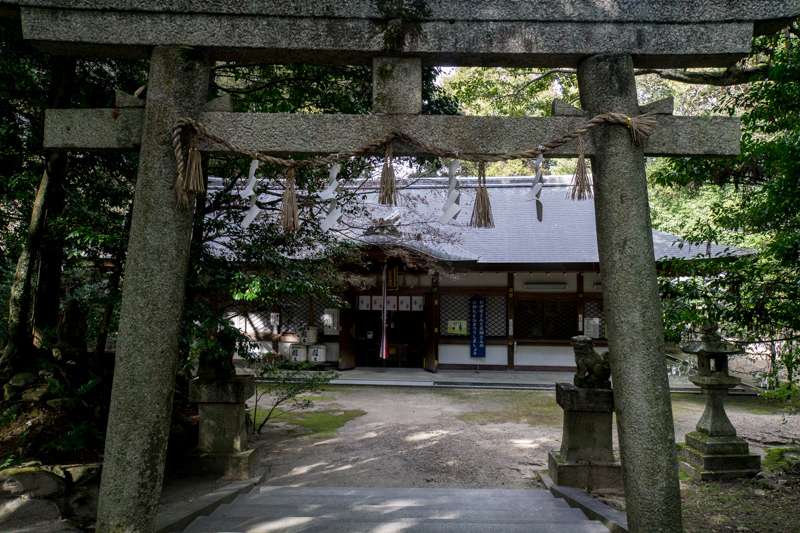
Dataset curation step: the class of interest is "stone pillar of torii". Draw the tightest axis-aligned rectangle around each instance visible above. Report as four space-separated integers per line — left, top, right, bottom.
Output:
4 1 798 531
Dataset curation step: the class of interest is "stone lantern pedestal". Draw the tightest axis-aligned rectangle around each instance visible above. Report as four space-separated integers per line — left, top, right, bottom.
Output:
183 376 261 479
548 382 623 491
678 327 760 481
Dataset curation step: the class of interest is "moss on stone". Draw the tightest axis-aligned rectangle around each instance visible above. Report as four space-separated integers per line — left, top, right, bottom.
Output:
376 0 430 52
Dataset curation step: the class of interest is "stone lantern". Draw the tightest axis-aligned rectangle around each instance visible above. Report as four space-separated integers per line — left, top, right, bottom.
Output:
678 324 760 480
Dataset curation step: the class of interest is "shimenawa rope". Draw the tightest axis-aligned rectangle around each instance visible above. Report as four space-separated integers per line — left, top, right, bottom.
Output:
170 112 657 226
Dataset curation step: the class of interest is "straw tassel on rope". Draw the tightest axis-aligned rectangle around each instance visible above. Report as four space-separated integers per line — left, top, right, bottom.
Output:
280 167 300 232
625 113 656 145
470 162 494 228
183 129 205 195
379 141 398 206
568 135 593 201
172 122 190 209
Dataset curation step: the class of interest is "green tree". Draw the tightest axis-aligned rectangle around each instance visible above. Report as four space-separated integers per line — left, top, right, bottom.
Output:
0 17 146 374
652 28 800 393
179 62 459 369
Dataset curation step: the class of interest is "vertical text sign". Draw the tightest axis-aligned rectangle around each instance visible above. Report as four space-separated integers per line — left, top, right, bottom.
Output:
470 296 486 358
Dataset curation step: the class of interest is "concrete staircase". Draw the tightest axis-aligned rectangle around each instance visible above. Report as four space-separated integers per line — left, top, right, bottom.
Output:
179 486 611 533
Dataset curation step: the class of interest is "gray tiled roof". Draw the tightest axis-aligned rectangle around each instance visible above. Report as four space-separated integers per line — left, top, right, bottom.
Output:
357 177 750 268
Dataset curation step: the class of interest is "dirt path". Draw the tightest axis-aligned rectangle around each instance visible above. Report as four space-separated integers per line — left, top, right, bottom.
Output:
249 386 799 489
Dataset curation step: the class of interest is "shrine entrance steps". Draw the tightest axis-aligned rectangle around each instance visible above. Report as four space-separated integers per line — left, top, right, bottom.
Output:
178 486 611 533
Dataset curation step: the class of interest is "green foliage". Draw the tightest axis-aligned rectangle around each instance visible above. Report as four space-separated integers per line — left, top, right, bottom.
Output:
0 403 22 425
439 66 582 176
442 67 577 117
762 444 800 473
651 28 800 392
760 382 800 402
181 61 456 359
41 420 104 454
248 359 340 433
1 15 145 373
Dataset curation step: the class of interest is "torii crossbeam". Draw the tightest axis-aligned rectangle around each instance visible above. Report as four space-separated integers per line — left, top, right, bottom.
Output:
3 2 798 532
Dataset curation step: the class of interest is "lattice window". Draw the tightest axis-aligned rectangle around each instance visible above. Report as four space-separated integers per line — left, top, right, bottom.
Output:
514 298 578 339
225 304 272 334
311 296 340 332
439 294 507 337
226 295 340 335
584 299 607 340
278 295 310 334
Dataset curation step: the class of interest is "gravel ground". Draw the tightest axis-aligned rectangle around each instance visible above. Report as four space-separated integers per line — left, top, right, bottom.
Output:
154 385 798 533
249 386 799 489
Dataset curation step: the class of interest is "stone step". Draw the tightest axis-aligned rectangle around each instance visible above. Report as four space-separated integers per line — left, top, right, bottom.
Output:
235 488 567 509
179 486 608 533
231 494 569 511
182 516 611 533
249 486 560 499
210 502 589 521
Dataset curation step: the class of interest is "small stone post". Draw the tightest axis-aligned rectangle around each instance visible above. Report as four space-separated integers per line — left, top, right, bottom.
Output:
549 336 622 490
578 54 683 532
185 376 261 479
678 325 761 480
372 57 422 115
96 46 210 532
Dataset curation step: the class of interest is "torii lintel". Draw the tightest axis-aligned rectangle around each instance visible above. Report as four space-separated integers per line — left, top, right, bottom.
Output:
44 107 741 160
3 0 799 68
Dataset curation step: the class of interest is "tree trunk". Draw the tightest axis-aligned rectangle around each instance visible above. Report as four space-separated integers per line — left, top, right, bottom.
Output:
33 58 76 338
2 156 61 370
2 59 75 372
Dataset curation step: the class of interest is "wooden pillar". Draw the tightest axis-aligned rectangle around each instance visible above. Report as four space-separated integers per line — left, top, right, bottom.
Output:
96 46 210 533
424 275 439 372
507 272 515 369
578 54 682 532
577 272 585 334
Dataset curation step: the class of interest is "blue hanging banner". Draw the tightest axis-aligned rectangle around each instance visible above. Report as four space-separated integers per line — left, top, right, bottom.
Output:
469 296 486 358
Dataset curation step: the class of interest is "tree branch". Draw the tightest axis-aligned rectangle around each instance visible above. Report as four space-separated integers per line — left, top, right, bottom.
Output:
211 76 326 95
635 63 772 86
493 69 577 99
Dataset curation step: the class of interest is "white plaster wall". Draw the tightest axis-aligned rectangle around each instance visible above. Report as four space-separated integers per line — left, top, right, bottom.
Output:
513 345 575 367
583 272 603 293
400 274 433 287
513 272 576 293
438 344 508 365
440 272 507 287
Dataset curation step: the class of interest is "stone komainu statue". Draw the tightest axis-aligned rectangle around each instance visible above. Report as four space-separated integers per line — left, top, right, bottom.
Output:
571 335 611 389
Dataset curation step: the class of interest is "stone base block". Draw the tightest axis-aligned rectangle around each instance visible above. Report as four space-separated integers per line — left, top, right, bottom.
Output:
547 451 623 491
678 459 761 482
677 443 760 481
678 443 761 471
685 431 750 455
556 383 614 412
182 444 262 480
190 376 255 404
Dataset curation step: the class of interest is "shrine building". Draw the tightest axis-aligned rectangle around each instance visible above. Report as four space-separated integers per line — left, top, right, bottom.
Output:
233 175 746 373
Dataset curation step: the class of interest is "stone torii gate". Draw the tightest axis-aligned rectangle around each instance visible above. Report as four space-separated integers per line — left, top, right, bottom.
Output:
4 2 799 532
